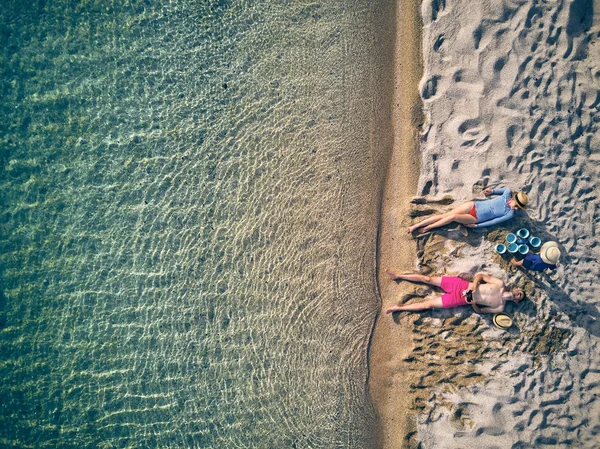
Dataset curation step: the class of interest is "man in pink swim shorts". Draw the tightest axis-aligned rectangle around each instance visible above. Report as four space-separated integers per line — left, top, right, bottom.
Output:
384 269 525 314
439 275 472 308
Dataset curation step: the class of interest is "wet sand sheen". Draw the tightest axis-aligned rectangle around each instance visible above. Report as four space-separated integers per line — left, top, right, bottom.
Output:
369 0 424 448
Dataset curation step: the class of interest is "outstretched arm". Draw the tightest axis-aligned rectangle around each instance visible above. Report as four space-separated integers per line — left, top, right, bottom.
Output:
472 273 504 288
483 187 511 197
471 273 484 291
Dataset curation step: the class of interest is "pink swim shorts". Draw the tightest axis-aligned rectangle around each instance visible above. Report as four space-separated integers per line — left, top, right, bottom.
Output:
440 276 471 309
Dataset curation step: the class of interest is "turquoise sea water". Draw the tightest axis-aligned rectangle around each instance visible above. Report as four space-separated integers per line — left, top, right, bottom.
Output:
0 1 393 447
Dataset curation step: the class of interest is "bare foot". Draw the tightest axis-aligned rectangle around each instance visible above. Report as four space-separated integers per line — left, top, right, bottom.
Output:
407 225 419 234
385 268 401 280
386 306 402 314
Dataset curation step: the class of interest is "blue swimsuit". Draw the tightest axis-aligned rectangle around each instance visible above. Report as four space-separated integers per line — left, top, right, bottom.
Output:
473 187 514 228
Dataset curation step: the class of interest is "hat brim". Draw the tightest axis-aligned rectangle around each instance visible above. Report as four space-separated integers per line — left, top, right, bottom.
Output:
540 243 560 265
541 254 559 265
493 312 513 329
514 194 528 209
513 192 529 210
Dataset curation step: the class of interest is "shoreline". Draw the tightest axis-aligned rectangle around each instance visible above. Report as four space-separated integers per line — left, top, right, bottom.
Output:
368 0 424 447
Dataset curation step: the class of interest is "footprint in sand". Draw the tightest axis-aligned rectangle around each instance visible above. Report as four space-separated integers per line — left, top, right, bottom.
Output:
429 0 448 22
422 75 440 100
457 118 490 148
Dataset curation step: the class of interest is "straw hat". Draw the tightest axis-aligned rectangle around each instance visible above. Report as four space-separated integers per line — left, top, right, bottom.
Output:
540 241 561 265
493 312 513 330
514 191 529 209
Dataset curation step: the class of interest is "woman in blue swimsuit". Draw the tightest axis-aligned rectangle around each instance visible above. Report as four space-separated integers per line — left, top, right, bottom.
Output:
408 187 529 234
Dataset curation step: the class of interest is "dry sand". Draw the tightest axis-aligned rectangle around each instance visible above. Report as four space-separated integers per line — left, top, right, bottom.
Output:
374 0 600 447
410 0 600 446
372 0 600 447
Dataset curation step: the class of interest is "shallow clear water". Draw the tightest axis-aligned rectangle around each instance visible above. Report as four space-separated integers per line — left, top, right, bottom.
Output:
0 1 393 447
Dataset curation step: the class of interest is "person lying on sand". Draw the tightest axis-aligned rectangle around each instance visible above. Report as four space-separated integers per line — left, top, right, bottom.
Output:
408 187 529 234
511 241 560 272
385 269 525 314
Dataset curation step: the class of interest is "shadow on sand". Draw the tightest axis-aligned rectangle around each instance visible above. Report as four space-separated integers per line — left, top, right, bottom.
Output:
404 209 598 337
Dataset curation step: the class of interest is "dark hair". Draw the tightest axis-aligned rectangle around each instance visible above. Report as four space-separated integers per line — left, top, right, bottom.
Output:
514 288 527 303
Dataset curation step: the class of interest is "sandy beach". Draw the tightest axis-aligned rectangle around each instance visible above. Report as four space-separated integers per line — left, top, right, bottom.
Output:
372 0 600 447
369 0 423 447
1 0 598 447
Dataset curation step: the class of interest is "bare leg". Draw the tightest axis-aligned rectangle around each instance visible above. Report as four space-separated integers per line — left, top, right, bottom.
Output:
385 269 442 287
386 296 444 314
420 213 477 233
408 213 450 234
408 201 475 233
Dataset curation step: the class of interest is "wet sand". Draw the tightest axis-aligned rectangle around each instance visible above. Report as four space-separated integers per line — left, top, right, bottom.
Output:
368 0 424 447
